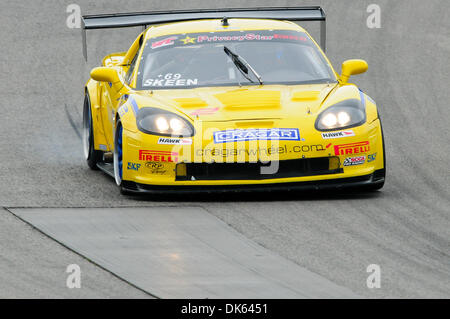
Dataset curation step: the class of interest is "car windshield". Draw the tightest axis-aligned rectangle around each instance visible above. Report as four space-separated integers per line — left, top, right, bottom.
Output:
136 29 336 90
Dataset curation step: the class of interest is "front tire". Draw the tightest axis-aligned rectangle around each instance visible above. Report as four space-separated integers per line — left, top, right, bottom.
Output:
83 93 103 170
114 119 124 186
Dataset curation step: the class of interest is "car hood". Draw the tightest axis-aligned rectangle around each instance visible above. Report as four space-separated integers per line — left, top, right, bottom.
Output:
132 83 338 122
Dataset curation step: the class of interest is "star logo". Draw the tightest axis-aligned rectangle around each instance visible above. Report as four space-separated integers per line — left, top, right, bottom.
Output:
180 36 196 44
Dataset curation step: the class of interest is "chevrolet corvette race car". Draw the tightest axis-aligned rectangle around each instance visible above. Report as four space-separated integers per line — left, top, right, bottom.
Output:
82 7 385 194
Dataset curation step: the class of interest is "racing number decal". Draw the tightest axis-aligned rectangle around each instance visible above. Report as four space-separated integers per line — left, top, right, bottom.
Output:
143 73 198 87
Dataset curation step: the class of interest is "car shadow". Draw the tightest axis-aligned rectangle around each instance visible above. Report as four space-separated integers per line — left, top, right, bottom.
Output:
129 188 383 203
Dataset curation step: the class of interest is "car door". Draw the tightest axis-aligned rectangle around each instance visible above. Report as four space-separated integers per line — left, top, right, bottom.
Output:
99 72 127 150
100 35 143 149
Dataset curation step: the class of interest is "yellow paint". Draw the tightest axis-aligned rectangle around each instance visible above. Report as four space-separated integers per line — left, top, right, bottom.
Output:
174 98 208 108
85 18 384 187
291 91 320 101
215 90 281 109
340 59 368 84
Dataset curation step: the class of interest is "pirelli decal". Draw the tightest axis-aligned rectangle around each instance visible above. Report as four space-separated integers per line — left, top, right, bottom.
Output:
334 141 370 156
138 150 178 163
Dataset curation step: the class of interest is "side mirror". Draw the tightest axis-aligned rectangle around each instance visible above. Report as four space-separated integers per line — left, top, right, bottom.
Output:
340 59 368 84
90 67 120 83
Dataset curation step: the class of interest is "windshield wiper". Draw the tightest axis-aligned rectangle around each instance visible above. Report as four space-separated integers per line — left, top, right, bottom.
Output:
223 46 263 85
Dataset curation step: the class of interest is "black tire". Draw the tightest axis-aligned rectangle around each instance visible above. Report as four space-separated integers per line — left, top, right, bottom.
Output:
83 93 103 170
114 121 137 196
113 119 124 186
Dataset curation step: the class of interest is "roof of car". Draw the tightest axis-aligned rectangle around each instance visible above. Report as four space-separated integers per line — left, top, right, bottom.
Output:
145 18 306 39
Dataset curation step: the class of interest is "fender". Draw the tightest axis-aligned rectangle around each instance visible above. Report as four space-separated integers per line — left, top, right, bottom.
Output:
364 93 379 124
320 84 362 109
319 84 379 123
85 80 109 152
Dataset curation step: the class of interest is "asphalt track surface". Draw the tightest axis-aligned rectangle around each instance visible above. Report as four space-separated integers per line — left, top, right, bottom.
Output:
11 207 358 298
0 0 449 298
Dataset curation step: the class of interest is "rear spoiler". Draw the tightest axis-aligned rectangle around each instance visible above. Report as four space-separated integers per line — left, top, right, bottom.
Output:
82 7 326 61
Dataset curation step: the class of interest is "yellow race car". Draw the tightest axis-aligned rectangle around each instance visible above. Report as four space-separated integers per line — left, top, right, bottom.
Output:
82 7 385 194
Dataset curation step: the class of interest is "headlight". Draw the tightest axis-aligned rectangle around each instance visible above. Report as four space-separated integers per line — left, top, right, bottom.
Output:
136 108 194 137
315 99 366 131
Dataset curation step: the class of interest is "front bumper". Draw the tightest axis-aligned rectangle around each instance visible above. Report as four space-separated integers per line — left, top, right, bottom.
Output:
121 118 385 191
121 169 385 195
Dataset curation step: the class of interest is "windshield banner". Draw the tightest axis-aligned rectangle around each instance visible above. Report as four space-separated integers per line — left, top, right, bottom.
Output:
149 30 312 51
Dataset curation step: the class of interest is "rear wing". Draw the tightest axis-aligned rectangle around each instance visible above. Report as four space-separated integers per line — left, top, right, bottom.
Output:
82 7 326 61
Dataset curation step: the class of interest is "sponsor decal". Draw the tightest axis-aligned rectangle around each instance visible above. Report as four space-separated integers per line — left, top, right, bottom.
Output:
127 162 141 171
139 150 178 162
145 162 167 175
146 162 164 170
196 144 326 157
213 128 301 144
273 34 307 42
180 35 196 44
99 144 107 151
197 33 275 43
128 96 139 115
321 130 355 139
157 137 192 145
334 141 370 156
150 31 310 51
190 107 220 116
118 104 129 117
343 156 366 166
368 153 377 163
151 36 178 49
293 144 326 152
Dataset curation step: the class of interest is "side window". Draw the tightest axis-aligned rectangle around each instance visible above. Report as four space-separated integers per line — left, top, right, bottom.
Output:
126 52 139 84
126 35 143 85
